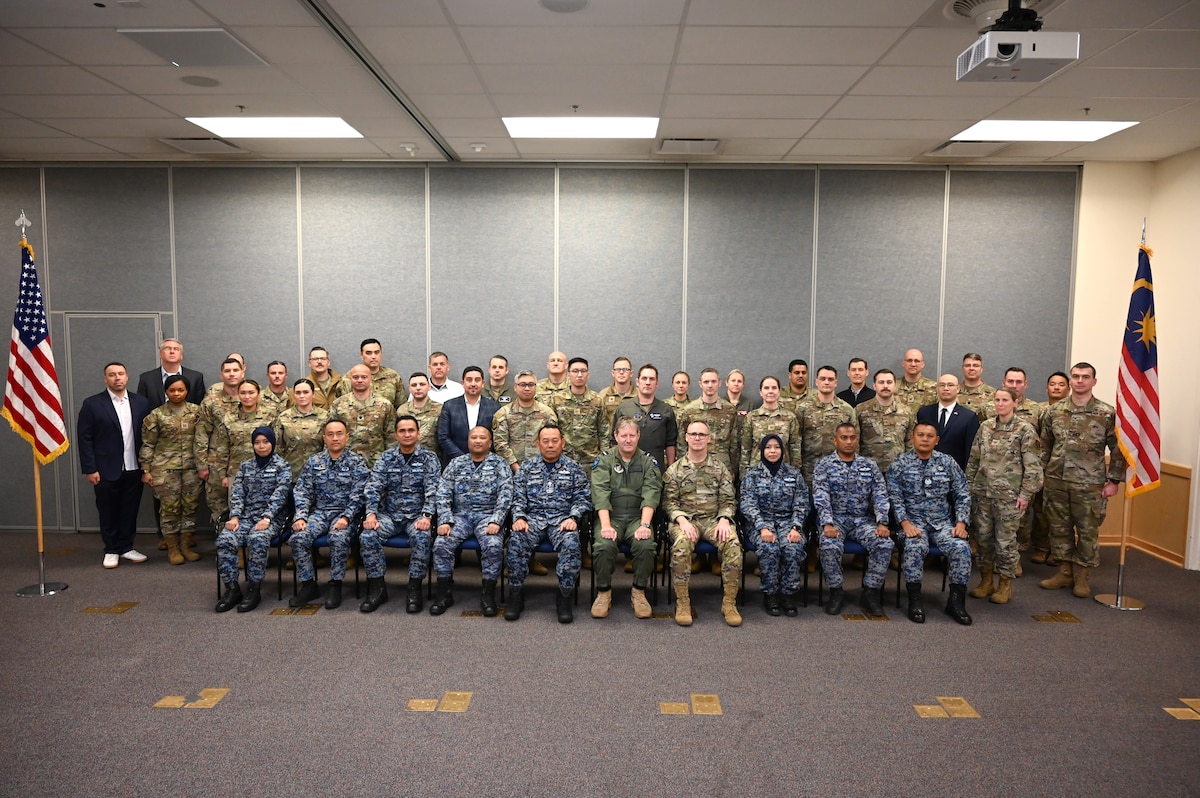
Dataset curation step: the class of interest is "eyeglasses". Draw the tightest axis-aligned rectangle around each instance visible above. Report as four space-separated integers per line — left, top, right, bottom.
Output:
569 369 589 375
515 382 537 388
685 432 710 438
309 356 328 361
613 367 632 373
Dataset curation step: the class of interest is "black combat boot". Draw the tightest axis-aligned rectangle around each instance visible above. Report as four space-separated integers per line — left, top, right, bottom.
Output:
481 579 498 617
906 582 925 623
780 591 799 617
860 585 885 618
405 579 423 614
215 581 242 613
236 581 261 613
324 579 343 610
945 584 973 626
824 586 845 616
504 587 524 621
290 579 319 608
359 576 388 613
763 592 781 616
429 577 454 615
556 587 574 624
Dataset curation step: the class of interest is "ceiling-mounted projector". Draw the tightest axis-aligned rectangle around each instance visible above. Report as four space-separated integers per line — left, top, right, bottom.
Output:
956 31 1079 82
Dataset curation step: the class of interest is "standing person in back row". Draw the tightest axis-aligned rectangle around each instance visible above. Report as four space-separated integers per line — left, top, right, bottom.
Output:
611 364 677 473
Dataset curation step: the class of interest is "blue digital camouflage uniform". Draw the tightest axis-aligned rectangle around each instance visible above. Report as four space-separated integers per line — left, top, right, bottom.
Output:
434 452 513 581
290 449 369 582
739 461 809 596
886 449 972 586
507 455 593 591
360 445 440 581
812 453 892 589
217 452 291 584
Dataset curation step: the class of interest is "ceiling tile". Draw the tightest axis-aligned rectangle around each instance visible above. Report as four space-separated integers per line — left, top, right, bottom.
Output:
40 117 203 138
0 66 127 95
442 0 686 26
0 93 174 119
2 29 115 66
407 94 496 117
0 137 123 156
459 26 677 64
851 65 1035 96
443 137 520 156
677 27 903 66
422 117 509 137
687 0 935 27
232 26 361 66
87 65 304 95
669 65 867 95
328 0 450 26
807 118 971 139
479 64 670 95
827 95 1013 120
193 0 320 26
8 0 215 28
356 27 470 65
663 93 838 119
1044 0 1193 30
1086 30 1200 68
0 118 70 137
1028 67 1200 98
486 93 662 116
992 96 1191 121
710 139 799 156
383 65 487 94
658 118 817 138
784 138 937 157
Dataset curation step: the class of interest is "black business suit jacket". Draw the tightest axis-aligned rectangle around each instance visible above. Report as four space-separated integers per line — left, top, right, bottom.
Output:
77 390 151 481
436 395 501 464
915 402 980 472
136 365 206 407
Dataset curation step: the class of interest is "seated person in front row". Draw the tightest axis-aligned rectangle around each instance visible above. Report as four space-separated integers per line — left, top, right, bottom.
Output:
740 434 809 618
431 426 512 617
288 419 369 610
505 423 593 624
215 426 291 613
359 414 441 614
813 422 893 618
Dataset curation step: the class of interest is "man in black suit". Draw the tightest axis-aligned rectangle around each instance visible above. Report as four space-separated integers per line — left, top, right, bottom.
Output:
436 366 500 465
915 374 979 471
77 361 151 568
135 338 206 407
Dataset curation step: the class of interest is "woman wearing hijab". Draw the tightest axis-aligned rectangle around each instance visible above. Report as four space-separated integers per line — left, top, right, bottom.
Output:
208 379 278 500
215 426 292 612
139 374 202 565
740 433 810 617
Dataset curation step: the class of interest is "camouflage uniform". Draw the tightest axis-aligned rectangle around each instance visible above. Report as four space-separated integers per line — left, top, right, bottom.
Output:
329 392 396 468
663 454 742 586
338 366 407 408
812 453 892 589
779 385 816 415
1040 397 1124 568
535 377 570 405
491 400 558 469
260 389 293 416
739 406 802 470
434 452 513 581
590 447 661 590
855 398 915 475
139 402 202 538
360 445 440 581
507 456 593 591
612 397 678 473
897 376 937 410
956 382 995 418
217 452 291 584
306 368 341 411
664 394 690 422
676 397 741 478
273 406 329 479
551 388 607 468
597 384 636 431
397 398 443 461
997 397 1049 552
886 449 972 585
487 382 516 405
739 461 809 597
290 449 370 583
966 416 1043 578
798 397 858 485
210 405 280 489
194 389 241 523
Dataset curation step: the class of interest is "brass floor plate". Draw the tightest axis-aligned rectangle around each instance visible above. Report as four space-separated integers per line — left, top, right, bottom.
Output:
937 696 980 718
82 606 109 614
659 702 690 715
1164 707 1200 720
691 694 722 715
1180 698 1200 712
1049 610 1082 623
294 605 321 616
651 612 673 619
407 699 438 712
108 601 139 613
866 614 890 621
185 688 230 708
842 614 867 621
1033 615 1057 622
154 696 187 708
438 691 472 712
915 705 949 718
269 608 295 615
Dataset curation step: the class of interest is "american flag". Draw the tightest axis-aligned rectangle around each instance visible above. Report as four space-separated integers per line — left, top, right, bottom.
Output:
2 239 69 464
1115 246 1160 496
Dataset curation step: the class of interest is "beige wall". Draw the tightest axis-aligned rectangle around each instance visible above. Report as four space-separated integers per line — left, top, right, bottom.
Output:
1076 150 1200 568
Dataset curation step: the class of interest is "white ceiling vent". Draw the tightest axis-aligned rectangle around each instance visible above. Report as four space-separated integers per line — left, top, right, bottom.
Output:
654 138 722 156
159 138 246 155
119 28 267 68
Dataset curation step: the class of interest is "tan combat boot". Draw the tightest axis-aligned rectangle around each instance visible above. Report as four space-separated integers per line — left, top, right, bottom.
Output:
180 531 201 562
989 575 1013 604
590 589 612 619
1072 566 1092 598
1040 562 1074 590
630 587 652 619
969 567 995 599
164 533 185 566
1030 550 1049 564
721 581 743 627
674 584 693 626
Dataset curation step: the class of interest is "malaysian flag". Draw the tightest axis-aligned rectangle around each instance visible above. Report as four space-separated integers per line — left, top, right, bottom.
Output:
2 238 69 464
1115 245 1160 496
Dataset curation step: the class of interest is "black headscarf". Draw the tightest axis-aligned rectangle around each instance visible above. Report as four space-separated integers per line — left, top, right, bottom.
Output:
760 433 784 476
252 426 276 468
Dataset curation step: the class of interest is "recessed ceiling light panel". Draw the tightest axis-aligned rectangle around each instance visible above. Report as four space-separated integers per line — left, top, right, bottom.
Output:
186 117 364 138
952 120 1137 142
503 117 658 139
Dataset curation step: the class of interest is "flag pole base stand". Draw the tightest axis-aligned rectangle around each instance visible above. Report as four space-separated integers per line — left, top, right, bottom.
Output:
17 581 68 598
1094 593 1144 611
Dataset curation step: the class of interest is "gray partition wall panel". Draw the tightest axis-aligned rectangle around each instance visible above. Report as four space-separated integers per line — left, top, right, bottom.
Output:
687 168 815 394
943 169 1077 401
559 168 684 392
173 167 301 380
43 167 172 315
300 167 427 377
814 169 946 381
429 167 554 375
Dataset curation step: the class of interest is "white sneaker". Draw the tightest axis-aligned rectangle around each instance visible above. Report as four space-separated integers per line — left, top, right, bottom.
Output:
121 549 148 563
103 553 119 569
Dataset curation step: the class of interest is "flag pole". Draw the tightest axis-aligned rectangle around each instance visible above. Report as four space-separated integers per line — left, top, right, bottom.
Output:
1095 487 1143 610
17 453 68 597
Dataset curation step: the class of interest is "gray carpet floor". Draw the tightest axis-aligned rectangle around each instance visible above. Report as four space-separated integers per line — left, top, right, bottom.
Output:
2 531 1199 797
